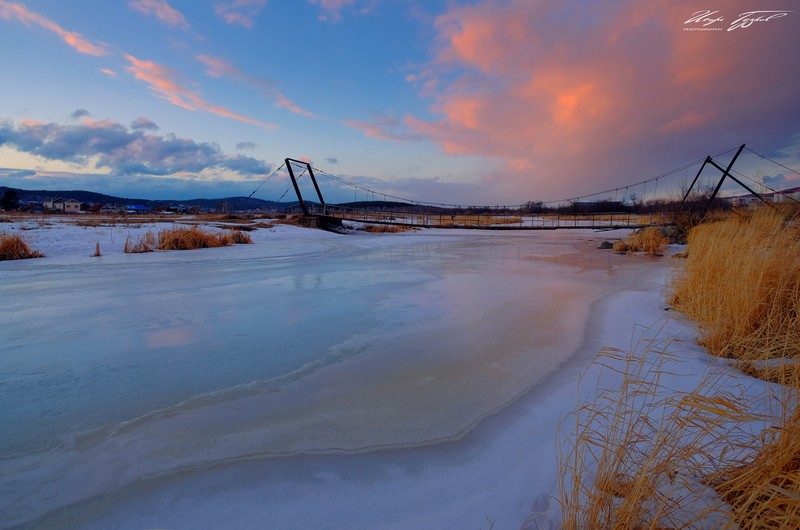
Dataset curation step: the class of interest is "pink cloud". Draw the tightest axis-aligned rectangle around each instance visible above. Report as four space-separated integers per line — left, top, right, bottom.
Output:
344 114 421 142
196 54 245 79
124 54 276 128
213 0 267 28
196 54 319 118
125 54 195 110
394 0 800 201
129 0 188 29
0 0 110 56
308 0 356 23
100 68 117 77
659 111 717 134
274 94 318 118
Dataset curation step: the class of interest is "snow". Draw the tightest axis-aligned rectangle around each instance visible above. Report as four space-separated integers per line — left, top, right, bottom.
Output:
0 216 781 529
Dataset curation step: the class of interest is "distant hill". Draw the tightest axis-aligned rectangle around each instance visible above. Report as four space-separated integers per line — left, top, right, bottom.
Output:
0 186 288 212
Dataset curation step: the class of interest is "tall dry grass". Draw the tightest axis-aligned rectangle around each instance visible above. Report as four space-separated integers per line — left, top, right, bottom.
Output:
670 207 800 370
0 232 46 260
710 404 800 529
612 227 670 256
124 226 252 253
558 344 762 529
559 206 800 529
670 206 800 529
360 224 416 233
124 230 156 253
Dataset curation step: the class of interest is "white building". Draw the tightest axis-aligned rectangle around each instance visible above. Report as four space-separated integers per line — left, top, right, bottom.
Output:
43 198 82 213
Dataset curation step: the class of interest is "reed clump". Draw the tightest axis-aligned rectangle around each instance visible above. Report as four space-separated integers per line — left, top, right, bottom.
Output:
670 206 800 528
710 404 800 529
0 232 46 260
124 226 252 253
360 224 416 233
123 230 156 253
558 206 800 529
670 207 800 367
612 227 670 256
558 345 756 529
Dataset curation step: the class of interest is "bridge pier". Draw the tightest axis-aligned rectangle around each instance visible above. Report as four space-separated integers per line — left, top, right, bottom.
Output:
297 214 343 231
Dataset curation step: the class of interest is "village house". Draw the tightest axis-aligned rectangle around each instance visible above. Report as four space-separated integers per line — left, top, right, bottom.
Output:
43 198 82 213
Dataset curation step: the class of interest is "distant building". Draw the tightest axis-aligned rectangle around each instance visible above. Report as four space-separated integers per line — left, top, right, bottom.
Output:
125 204 152 214
43 198 82 213
724 186 800 208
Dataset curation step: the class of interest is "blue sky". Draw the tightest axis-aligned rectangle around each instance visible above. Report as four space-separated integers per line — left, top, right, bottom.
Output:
1 0 799 204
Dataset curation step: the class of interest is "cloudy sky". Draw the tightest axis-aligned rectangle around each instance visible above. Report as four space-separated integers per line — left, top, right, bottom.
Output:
1 0 798 204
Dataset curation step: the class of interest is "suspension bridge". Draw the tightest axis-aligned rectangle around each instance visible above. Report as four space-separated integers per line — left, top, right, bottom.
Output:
249 145 799 231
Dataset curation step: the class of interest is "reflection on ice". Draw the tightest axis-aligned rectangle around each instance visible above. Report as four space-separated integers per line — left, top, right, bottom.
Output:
0 228 657 528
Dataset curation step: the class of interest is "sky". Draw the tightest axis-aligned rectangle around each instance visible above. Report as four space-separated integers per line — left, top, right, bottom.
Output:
1 0 799 205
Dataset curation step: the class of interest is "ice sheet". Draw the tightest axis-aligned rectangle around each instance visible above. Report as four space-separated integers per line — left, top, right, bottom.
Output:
1 222 671 528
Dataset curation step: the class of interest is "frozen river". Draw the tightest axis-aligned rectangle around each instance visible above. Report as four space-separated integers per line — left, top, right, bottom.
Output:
0 225 662 528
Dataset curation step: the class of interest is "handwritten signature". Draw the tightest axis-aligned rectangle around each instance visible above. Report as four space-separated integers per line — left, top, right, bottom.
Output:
684 9 791 32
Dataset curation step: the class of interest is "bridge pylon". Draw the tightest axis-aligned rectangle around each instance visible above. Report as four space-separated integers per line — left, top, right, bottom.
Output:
285 158 326 215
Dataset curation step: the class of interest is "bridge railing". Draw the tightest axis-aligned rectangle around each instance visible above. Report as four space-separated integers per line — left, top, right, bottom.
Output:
308 204 669 230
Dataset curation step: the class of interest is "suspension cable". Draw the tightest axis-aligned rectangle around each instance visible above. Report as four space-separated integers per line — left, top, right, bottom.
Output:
248 162 285 198
307 145 743 210
745 146 800 178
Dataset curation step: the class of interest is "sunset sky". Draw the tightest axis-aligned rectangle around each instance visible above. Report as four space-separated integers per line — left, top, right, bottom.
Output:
1 0 798 204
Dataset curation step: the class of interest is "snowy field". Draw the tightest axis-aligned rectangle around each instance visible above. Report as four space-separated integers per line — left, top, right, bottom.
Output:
0 216 775 529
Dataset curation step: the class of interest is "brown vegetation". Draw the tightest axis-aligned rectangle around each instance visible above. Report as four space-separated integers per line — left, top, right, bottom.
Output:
670 207 800 366
124 226 252 253
0 232 46 260
360 224 416 233
558 346 755 529
560 206 800 529
671 206 800 528
612 227 671 256
123 230 156 253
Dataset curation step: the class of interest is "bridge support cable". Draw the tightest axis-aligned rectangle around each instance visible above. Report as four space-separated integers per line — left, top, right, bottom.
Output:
247 162 285 198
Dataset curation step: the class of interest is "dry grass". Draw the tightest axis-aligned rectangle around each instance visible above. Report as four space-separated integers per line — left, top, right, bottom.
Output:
0 232 46 260
123 226 251 253
670 207 800 366
559 206 800 529
613 227 671 256
710 403 800 529
669 206 800 528
124 230 156 253
360 224 416 233
558 344 761 529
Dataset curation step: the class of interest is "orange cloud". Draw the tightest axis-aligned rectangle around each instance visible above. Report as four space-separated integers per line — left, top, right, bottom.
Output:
129 0 188 29
124 54 275 128
397 0 800 201
0 0 110 56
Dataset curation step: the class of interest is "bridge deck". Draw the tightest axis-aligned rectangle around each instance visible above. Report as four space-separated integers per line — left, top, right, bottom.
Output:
308 205 668 231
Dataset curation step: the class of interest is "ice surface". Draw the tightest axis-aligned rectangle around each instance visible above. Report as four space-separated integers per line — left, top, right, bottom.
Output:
0 220 726 529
